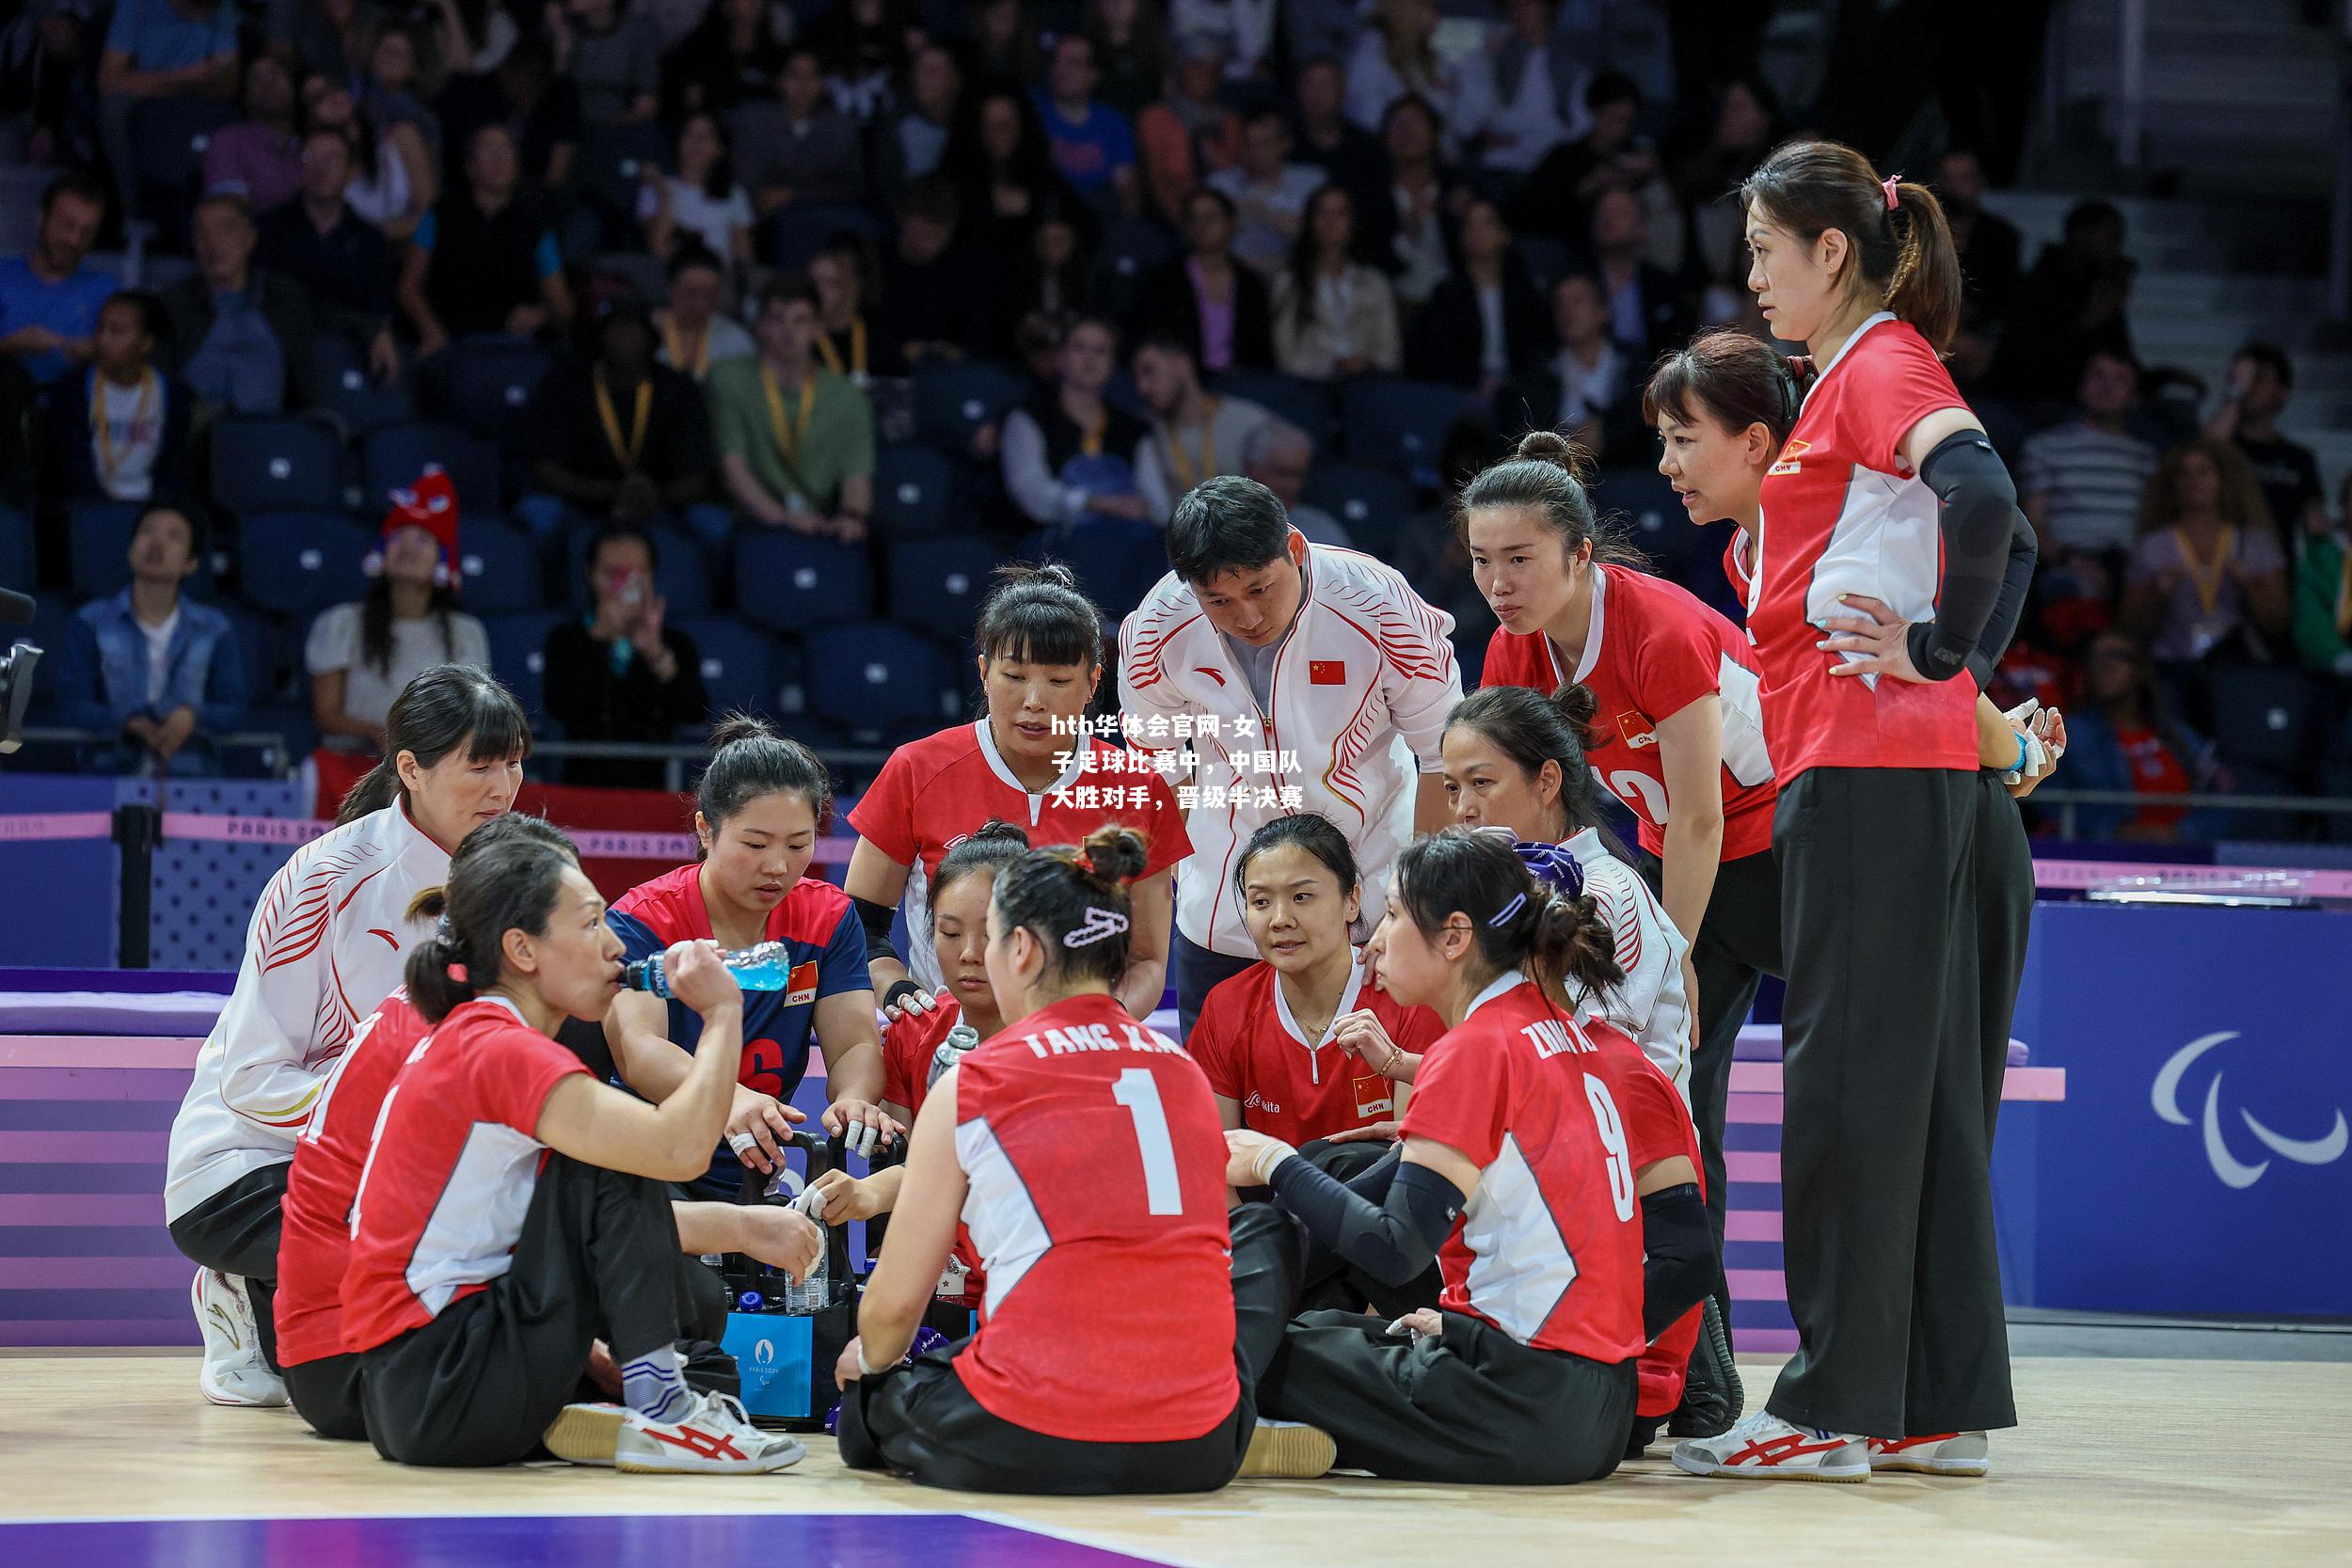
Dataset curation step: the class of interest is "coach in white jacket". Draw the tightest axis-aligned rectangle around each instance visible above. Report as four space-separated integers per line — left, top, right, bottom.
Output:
164 665 527 1407
1120 474 1462 1038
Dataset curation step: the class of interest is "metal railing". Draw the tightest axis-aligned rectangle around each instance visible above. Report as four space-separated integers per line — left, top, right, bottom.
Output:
525 738 896 793
16 726 294 776
2028 788 2352 841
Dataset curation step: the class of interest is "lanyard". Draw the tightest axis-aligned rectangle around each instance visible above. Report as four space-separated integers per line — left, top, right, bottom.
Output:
1078 408 1104 457
2172 524 2236 619
1167 396 1220 492
661 316 709 378
92 369 155 484
2335 539 2352 639
593 367 651 472
760 364 817 467
814 316 866 380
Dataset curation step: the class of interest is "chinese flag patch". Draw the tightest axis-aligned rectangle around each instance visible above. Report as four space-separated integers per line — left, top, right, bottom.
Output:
1309 660 1346 686
784 960 819 1006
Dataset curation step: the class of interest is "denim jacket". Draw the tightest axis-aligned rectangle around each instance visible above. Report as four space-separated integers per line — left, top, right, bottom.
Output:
57 590 248 736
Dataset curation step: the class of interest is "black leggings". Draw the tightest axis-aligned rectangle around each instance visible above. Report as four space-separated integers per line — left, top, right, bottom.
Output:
358 1154 736 1467
167 1163 290 1372
836 1202 1302 1494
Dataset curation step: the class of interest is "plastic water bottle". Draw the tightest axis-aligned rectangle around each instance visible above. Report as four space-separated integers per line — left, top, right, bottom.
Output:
927 1022 981 1087
783 1245 828 1314
624 941 793 998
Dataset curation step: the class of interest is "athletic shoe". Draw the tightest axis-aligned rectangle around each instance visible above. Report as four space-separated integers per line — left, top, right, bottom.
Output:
1672 1411 1868 1481
1867 1433 1990 1477
1238 1418 1337 1480
191 1268 288 1408
543 1393 805 1475
1668 1296 1743 1438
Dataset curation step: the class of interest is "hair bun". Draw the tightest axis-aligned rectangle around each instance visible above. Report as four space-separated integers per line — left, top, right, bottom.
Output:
1548 681 1603 752
971 817 1032 847
707 711 779 752
1513 428 1592 481
1076 823 1150 887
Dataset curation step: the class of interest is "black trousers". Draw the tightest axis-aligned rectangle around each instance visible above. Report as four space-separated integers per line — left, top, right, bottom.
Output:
285 1354 369 1441
358 1154 737 1467
167 1163 290 1372
836 1201 1302 1494
1972 773 2037 1148
1174 930 1257 1043
1768 767 2016 1439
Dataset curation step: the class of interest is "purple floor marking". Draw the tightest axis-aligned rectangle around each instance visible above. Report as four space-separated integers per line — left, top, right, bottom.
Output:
0 1513 1173 1568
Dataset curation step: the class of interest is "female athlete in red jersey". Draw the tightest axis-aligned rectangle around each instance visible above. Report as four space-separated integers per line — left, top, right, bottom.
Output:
1667 142 2042 1482
834 824 1327 1494
845 565 1188 1023
342 826 818 1472
1222 829 1714 1484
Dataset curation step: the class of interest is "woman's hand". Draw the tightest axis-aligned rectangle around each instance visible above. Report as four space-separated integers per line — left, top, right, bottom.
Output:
823 1097 903 1160
2007 706 2068 800
1319 1119 1402 1145
1819 594 1929 684
834 1336 868 1389
1387 1307 1443 1339
882 984 946 1025
803 1168 882 1225
1224 1128 1296 1187
736 1204 822 1280
724 1085 803 1173
1332 1010 1415 1080
662 940 742 1019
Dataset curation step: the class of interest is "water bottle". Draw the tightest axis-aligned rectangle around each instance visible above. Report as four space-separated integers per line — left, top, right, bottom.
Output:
782 1243 828 1314
624 941 793 998
928 1022 981 1087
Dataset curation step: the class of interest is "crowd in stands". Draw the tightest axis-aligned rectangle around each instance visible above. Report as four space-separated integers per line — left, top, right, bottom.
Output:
2 0 2348 842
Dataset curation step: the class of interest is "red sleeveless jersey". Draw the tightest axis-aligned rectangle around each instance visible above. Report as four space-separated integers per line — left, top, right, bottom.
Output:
1189 955 1443 1144
949 992 1237 1441
880 996 986 1307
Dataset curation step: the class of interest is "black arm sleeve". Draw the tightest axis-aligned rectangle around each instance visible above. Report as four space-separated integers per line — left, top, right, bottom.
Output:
1640 1183 1716 1342
1268 1154 1467 1288
1906 431 2030 685
853 895 900 966
1968 499 2041 684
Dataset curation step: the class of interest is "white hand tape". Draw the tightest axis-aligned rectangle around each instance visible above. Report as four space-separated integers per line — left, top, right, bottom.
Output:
727 1131 758 1156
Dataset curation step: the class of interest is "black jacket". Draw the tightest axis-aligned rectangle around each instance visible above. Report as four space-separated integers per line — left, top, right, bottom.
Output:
1407 263 1552 388
157 269 318 412
1134 256 1276 374
541 619 710 787
43 364 197 507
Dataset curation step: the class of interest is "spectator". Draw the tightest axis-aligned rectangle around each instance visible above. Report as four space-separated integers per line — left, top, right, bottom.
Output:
44 290 193 504
1369 94 1461 307
308 471 492 749
2206 341 2328 553
1290 55 1388 222
1169 0 1276 82
424 0 520 75
1131 330 1272 523
305 71 436 243
516 303 725 547
2294 472 2352 682
805 0 907 122
159 194 318 417
432 38 579 197
2062 629 2222 842
1408 197 1548 397
1000 199 1097 329
56 502 246 774
876 40 961 200
96 0 237 220
872 177 990 370
1208 105 1324 277
1935 146 2021 386
651 245 755 381
1510 70 1670 251
1239 417 1350 549
2124 438 2292 675
709 273 876 540
1134 28 1243 223
1995 198 2137 404
1087 0 1168 118
662 0 787 120
942 83 1070 257
541 521 711 785
1343 0 1490 155
637 111 755 266
350 21 438 149
1002 313 1152 530
1140 186 1276 375
0 171 113 387
552 0 662 126
258 126 402 383
1480 0 1570 176
1272 182 1400 383
734 45 866 217
399 122 573 357
1034 32 1139 217
809 230 885 381
1498 272 1644 465
2018 348 2159 598
1675 75 1780 324
1583 184 1692 364
202 53 304 214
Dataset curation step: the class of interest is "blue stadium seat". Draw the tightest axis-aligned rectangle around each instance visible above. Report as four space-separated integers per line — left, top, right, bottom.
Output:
1590 466 1698 584
19 594 76 722
210 416 345 517
66 499 146 600
804 621 952 737
1300 464 1415 562
1341 378 1480 474
677 617 780 720
1213 372 1338 453
772 634 807 718
443 338 554 442
912 360 1028 458
453 513 544 614
886 535 1007 645
310 333 414 436
874 444 958 536
2208 667 2317 774
363 423 501 514
1021 520 1166 622
731 529 873 633
764 202 881 271
131 97 235 240
578 122 671 241
1092 218 1176 322
237 513 373 616
481 610 566 716
0 503 31 593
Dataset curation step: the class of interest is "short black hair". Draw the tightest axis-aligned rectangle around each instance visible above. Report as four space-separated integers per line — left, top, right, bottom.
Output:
2233 341 2293 390
1586 70 1640 112
1168 475 1293 584
667 241 725 281
134 501 204 561
102 288 171 350
585 519 660 573
757 272 819 315
40 170 106 218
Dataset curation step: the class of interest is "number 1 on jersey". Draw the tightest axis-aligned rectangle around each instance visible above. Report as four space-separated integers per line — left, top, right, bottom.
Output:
1111 1068 1184 1215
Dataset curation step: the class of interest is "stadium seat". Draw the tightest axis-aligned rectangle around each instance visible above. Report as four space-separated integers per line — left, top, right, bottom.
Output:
209 416 344 517
886 535 1008 645
1021 519 1166 620
1300 464 1416 562
130 97 235 241
1092 218 1176 322
452 513 544 615
732 529 873 633
1213 372 1338 452
310 333 414 436
2208 667 2317 774
481 610 567 716
0 503 31 593
19 594 74 721
237 513 373 616
772 634 807 717
560 517 717 616
874 443 958 536
912 360 1028 458
1590 466 1697 583
1341 378 1480 474
363 423 501 514
804 621 952 737
578 121 672 246
764 202 881 272
65 499 147 600
677 617 781 719
443 338 554 442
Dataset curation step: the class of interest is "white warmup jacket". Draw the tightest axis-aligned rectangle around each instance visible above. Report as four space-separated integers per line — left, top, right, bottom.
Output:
1120 544 1462 959
1560 826 1694 1107
164 802 452 1223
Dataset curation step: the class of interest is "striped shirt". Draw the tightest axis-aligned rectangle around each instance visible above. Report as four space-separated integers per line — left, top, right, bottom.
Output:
2018 419 2159 553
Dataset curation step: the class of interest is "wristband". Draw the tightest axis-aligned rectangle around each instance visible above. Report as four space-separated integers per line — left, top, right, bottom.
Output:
882 979 924 1013
856 1344 892 1378
2010 730 2030 777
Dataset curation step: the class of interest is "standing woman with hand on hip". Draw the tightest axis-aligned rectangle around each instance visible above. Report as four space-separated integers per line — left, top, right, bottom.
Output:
1669 143 2039 1482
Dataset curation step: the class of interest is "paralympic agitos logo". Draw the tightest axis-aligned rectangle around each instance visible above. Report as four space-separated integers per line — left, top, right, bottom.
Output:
2152 1032 2348 1189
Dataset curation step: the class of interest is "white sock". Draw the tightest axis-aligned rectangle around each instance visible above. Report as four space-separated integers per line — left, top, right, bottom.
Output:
620 1346 693 1424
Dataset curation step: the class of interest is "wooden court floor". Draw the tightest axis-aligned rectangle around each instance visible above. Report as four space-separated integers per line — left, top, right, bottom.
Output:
3 1351 2345 1567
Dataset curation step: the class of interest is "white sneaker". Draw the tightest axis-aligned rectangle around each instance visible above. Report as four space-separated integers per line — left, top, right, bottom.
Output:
1868 1432 1990 1477
543 1392 806 1475
191 1269 288 1408
1672 1410 1869 1481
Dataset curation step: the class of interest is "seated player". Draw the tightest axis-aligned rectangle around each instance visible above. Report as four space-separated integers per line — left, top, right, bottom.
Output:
1221 829 1709 1484
833 826 1330 1494
341 825 819 1470
604 716 893 1199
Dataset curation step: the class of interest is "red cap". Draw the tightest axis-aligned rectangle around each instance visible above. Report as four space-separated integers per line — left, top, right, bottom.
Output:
364 466 461 589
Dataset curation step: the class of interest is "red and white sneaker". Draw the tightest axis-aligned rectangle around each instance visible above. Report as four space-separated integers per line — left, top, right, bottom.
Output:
1867 1433 1990 1477
544 1392 805 1475
1672 1411 1869 1481
191 1268 287 1408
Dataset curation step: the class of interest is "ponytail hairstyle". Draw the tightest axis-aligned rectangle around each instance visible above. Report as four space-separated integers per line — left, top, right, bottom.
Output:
929 817 1031 925
403 815 581 1023
1453 428 1645 570
1643 327 1802 451
972 562 1106 670
1740 138 1962 354
340 663 531 826
693 712 834 852
1391 827 1625 1006
991 822 1152 989
1232 810 1360 897
1442 683 1618 848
